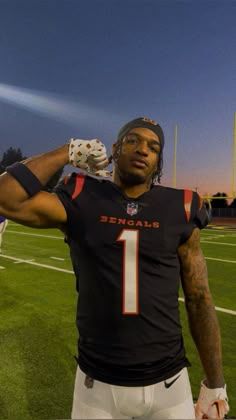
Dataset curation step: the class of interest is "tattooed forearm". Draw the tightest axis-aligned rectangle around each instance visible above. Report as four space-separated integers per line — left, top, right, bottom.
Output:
178 228 225 388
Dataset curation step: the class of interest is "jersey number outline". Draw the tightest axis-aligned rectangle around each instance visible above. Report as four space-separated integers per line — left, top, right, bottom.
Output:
116 229 139 315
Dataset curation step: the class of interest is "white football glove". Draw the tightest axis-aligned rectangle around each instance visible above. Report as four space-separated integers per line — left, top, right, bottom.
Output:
195 381 229 419
68 138 110 177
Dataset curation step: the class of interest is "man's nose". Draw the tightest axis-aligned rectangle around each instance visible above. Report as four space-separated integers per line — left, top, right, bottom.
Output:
135 140 149 155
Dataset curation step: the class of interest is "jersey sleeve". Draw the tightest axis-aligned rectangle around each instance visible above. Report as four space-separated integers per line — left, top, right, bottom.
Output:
54 172 82 196
52 172 87 224
180 190 210 244
53 172 86 202
191 192 211 229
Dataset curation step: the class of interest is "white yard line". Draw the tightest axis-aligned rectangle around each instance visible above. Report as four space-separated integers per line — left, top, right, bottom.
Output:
214 306 236 316
6 230 62 240
178 298 236 316
206 256 236 264
50 257 65 261
0 254 73 274
14 259 35 264
201 241 236 246
202 231 236 236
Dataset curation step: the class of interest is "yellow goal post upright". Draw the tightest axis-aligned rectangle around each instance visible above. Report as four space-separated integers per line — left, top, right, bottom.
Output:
202 112 236 207
232 112 236 199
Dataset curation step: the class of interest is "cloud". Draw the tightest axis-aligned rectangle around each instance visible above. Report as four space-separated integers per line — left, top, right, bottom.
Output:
0 83 121 129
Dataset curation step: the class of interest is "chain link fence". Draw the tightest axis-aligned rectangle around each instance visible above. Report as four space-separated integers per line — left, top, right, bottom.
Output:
211 208 236 218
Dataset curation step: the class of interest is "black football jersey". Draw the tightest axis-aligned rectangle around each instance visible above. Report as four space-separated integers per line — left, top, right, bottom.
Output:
55 174 209 386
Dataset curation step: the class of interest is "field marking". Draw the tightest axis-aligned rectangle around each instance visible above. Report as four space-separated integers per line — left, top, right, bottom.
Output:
0 266 5 269
6 229 236 243
202 231 236 236
201 234 236 240
206 227 236 232
6 230 62 240
50 257 65 261
0 254 235 315
206 256 236 264
214 306 236 316
0 254 73 274
179 298 236 316
201 241 236 246
14 259 35 264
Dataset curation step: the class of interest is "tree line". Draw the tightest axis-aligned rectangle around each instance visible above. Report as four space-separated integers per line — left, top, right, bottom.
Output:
0 147 63 191
210 192 236 209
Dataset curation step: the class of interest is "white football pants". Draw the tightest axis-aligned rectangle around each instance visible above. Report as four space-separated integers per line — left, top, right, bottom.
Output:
71 366 195 419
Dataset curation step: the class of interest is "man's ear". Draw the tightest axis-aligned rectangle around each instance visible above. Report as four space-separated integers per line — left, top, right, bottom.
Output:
111 143 117 155
109 143 118 162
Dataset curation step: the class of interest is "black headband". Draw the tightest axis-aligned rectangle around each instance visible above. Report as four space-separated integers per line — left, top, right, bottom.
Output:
117 117 164 148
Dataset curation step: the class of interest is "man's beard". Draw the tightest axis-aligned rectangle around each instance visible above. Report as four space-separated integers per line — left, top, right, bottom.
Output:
118 168 150 186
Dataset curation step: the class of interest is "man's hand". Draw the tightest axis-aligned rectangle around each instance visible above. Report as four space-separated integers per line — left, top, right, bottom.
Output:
195 381 229 419
68 138 110 177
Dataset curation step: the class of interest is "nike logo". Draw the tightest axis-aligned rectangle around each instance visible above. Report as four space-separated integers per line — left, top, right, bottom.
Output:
164 374 181 388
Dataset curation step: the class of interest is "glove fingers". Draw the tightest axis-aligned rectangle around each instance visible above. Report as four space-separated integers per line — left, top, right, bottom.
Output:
89 154 107 162
94 159 109 169
195 405 204 419
215 400 229 418
195 399 229 419
88 154 108 164
88 156 109 170
76 162 89 170
207 402 220 419
91 169 111 177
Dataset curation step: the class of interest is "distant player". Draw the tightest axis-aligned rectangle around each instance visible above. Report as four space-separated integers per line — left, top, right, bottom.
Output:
0 117 229 419
0 215 8 252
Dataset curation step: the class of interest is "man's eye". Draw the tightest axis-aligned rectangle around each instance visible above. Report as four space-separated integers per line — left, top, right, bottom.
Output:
150 146 159 153
126 138 137 144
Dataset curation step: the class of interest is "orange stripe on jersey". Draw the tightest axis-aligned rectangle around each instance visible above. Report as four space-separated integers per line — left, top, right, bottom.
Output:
72 174 85 200
184 189 193 222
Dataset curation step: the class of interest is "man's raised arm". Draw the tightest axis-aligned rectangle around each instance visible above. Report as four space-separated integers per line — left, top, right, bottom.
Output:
0 138 109 229
0 144 70 228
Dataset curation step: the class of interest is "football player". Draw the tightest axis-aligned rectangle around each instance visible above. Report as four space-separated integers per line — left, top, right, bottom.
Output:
0 117 229 419
0 215 8 252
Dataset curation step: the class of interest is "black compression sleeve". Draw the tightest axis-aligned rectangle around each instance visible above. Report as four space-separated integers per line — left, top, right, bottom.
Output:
6 162 43 197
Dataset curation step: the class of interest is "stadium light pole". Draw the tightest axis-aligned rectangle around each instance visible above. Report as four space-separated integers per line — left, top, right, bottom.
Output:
172 125 178 188
232 112 236 198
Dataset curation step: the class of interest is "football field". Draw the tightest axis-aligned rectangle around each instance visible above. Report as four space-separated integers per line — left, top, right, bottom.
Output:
0 222 235 419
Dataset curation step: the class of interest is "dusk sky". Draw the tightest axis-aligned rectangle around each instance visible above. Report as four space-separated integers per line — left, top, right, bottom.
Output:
0 0 236 197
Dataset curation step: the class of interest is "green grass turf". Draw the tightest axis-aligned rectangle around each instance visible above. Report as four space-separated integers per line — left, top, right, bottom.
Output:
0 225 77 419
0 223 235 418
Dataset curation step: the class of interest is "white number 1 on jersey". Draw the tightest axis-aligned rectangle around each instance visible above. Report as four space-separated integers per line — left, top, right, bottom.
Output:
116 229 139 315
